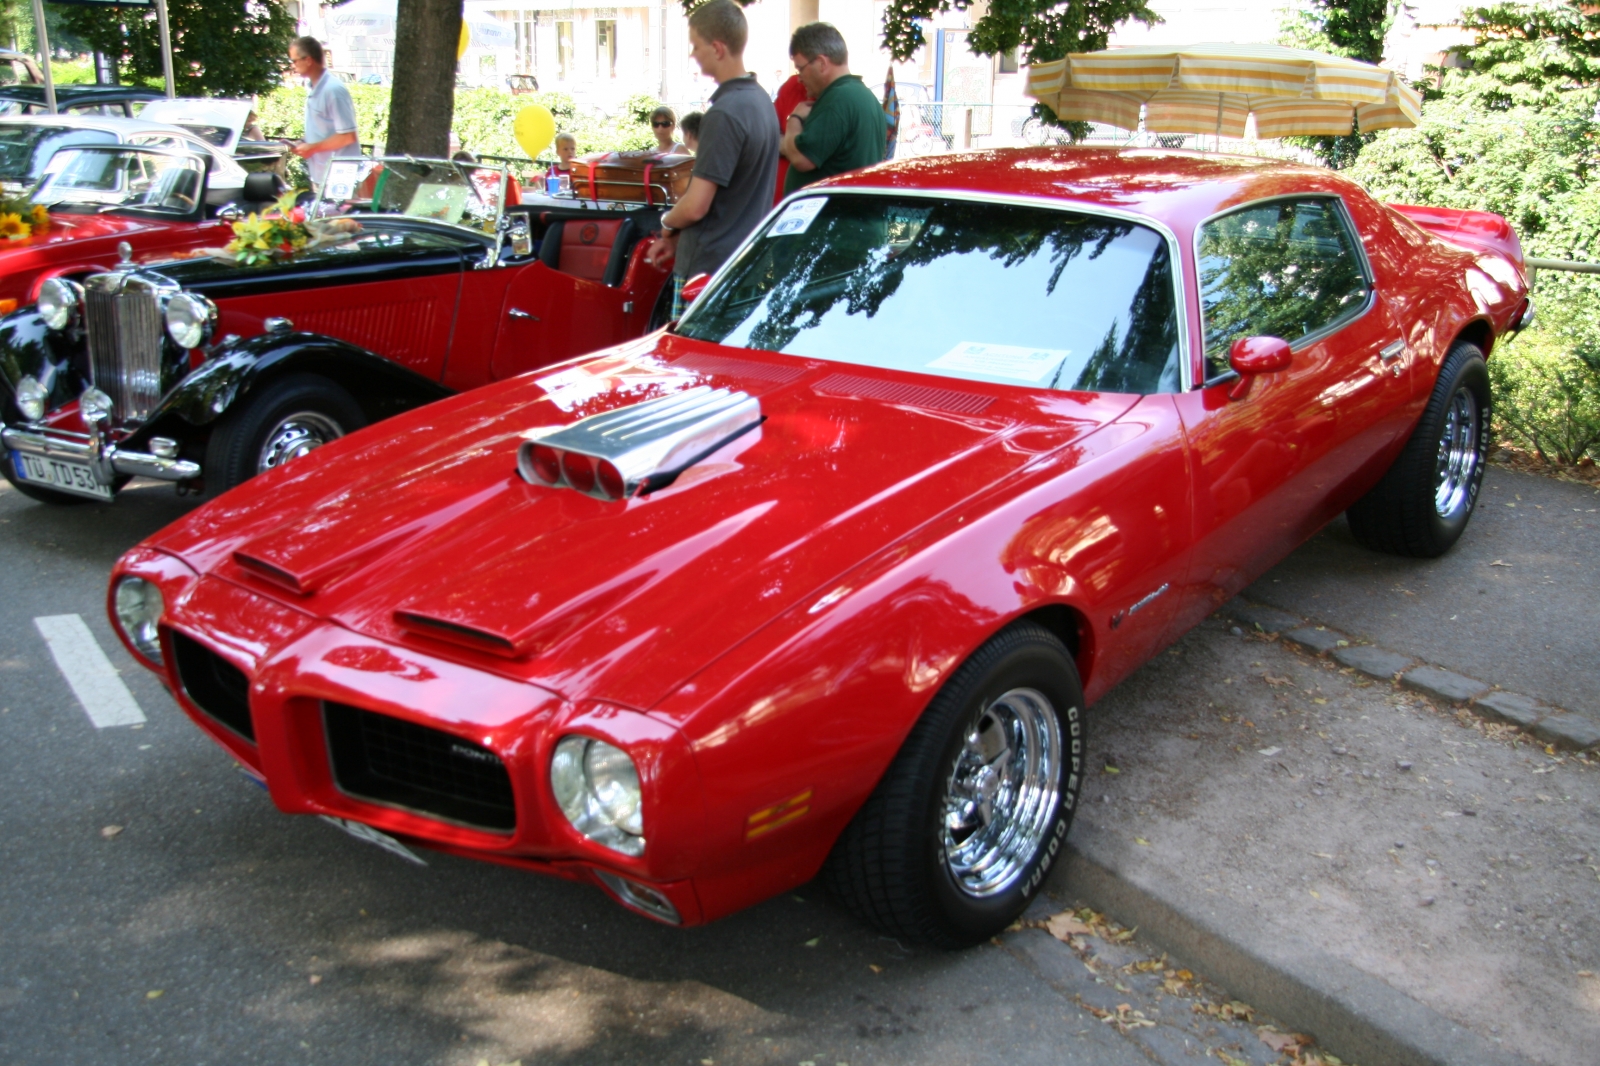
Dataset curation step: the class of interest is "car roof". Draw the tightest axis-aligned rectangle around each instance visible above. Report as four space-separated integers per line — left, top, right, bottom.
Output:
140 97 253 128
815 146 1370 233
0 84 164 104
0 112 247 182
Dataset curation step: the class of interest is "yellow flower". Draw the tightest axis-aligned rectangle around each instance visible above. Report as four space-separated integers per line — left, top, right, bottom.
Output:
29 204 48 229
0 212 32 240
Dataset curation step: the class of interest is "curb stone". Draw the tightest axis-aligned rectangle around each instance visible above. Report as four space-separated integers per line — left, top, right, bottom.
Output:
1050 838 1536 1066
1216 599 1598 753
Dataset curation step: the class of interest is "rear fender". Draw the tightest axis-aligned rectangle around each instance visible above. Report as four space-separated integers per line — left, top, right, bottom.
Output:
134 332 452 445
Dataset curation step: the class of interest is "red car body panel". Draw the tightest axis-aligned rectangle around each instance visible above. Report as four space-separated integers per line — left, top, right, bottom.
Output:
0 210 234 305
111 149 1530 925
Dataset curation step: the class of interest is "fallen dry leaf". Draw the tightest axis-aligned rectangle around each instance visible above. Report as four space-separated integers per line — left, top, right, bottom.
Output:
803 937 819 947
145 990 163 1000
1135 837 1152 846
1258 746 1282 756
1259 1028 1304 1053
101 825 124 839
1047 912 1093 940
1264 674 1292 687
1489 559 1512 567
868 964 883 974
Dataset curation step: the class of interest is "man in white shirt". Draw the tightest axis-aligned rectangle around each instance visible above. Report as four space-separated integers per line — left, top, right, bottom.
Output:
288 36 361 192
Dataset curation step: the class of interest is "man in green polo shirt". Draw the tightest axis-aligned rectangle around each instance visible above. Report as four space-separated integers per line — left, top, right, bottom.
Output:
780 22 887 197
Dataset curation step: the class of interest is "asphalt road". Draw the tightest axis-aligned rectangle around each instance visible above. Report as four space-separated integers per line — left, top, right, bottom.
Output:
1245 466 1600 720
0 479 1155 1066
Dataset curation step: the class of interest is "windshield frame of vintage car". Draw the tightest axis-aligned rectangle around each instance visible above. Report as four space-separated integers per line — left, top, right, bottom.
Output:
0 122 119 192
313 155 510 239
32 143 213 220
675 188 1192 395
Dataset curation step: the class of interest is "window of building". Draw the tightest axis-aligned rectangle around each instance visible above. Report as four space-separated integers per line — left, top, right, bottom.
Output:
557 20 574 82
596 19 617 79
997 49 1019 74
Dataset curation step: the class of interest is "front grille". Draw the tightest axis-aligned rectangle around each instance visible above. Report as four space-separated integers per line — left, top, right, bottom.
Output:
170 631 254 741
84 275 164 422
323 702 516 832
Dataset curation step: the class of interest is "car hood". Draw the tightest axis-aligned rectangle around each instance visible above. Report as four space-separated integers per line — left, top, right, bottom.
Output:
149 335 1135 710
1 209 178 250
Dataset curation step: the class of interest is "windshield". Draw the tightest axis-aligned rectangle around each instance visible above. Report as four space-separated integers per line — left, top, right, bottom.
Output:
34 146 207 213
678 194 1183 394
314 157 507 233
0 125 117 185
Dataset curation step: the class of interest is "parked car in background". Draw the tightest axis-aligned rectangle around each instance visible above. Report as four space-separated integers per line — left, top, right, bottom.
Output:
0 113 250 197
140 98 287 172
0 84 165 118
105 148 1530 945
2 152 672 504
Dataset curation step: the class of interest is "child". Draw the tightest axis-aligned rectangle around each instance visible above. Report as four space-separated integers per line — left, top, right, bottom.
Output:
546 132 577 187
679 111 703 154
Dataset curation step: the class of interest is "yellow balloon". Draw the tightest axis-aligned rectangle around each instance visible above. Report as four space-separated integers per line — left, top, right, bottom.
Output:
458 23 470 60
514 104 556 159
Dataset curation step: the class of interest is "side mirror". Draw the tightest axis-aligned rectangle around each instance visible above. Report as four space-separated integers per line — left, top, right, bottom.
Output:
1226 336 1292 400
680 272 711 306
216 203 245 223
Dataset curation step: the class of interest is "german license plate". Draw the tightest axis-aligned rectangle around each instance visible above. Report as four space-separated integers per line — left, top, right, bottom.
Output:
10 450 112 500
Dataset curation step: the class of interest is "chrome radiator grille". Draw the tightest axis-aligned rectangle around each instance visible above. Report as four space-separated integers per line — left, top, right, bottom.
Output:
84 274 165 422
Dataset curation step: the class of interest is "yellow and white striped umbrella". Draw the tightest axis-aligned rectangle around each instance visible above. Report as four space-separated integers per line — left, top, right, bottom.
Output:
1026 43 1422 138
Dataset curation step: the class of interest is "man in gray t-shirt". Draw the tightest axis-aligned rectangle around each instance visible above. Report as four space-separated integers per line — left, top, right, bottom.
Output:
289 36 361 191
644 1 778 315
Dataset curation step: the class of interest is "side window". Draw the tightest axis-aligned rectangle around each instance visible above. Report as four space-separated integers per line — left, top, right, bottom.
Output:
1196 197 1371 380
130 134 178 150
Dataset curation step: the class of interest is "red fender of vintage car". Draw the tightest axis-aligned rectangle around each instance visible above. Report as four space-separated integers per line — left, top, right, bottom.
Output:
0 210 235 307
109 148 1530 926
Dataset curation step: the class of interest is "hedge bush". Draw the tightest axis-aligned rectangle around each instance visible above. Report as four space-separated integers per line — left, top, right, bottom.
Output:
255 84 658 166
1493 323 1600 466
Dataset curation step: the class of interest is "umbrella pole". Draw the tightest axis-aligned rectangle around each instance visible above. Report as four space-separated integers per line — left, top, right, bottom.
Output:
155 0 175 98
1214 97 1223 151
29 0 55 114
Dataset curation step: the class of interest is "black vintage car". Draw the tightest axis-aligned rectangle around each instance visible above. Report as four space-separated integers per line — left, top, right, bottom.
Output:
1 147 673 504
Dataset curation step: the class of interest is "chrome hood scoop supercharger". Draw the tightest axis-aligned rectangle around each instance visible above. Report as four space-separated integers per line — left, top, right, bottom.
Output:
156 345 1135 709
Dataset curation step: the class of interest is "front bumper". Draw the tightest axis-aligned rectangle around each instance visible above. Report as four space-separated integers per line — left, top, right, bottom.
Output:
2 421 200 485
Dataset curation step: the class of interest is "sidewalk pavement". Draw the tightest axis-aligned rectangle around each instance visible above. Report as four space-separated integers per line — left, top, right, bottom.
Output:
1044 464 1598 1066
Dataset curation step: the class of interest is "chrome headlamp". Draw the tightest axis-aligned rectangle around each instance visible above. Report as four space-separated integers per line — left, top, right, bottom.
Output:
165 292 217 349
79 386 113 424
15 374 47 421
112 576 165 665
550 735 645 856
36 277 83 330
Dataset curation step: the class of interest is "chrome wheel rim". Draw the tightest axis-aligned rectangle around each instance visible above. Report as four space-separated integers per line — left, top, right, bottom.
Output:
1434 387 1480 519
257 411 344 473
941 687 1063 898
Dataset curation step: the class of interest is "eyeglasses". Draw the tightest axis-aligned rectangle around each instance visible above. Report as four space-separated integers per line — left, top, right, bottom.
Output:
651 120 674 128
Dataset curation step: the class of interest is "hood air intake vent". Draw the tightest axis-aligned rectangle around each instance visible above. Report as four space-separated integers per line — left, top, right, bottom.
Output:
517 385 760 500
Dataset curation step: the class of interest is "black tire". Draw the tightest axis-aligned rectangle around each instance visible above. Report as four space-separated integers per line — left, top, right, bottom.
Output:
1347 341 1490 557
0 450 96 505
824 621 1085 948
203 373 365 496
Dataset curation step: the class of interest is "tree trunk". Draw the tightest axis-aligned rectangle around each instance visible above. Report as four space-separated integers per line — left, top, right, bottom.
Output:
386 0 462 157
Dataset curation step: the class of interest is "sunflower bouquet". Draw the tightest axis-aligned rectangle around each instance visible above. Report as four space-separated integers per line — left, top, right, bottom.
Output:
0 195 50 241
224 191 313 266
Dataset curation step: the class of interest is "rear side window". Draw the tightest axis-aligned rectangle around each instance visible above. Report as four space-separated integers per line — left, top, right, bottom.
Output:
1196 197 1370 380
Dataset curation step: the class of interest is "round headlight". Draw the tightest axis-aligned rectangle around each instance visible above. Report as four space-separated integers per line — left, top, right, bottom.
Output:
550 735 645 856
79 386 113 424
165 292 217 349
15 374 47 421
113 576 164 665
36 277 82 330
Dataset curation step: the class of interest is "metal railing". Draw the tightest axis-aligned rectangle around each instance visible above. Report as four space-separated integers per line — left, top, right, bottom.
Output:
1528 257 1600 284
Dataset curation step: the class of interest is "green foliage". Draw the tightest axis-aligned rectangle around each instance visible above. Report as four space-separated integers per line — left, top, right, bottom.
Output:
878 0 1159 64
1492 329 1600 464
1453 1 1600 108
55 0 294 98
256 84 656 166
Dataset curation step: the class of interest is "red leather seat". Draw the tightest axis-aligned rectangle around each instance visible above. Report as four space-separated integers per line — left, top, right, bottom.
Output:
539 217 634 285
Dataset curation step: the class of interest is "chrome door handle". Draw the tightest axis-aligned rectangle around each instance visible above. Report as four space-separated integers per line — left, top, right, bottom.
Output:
509 308 538 321
1379 341 1405 363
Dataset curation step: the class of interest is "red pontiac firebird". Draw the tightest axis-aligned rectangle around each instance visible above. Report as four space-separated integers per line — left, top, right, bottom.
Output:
108 149 1530 946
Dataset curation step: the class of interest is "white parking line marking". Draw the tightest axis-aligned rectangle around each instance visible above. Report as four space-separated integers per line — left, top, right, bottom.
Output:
33 614 145 728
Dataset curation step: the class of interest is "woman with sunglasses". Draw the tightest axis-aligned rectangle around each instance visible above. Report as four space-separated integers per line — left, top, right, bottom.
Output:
648 106 687 155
